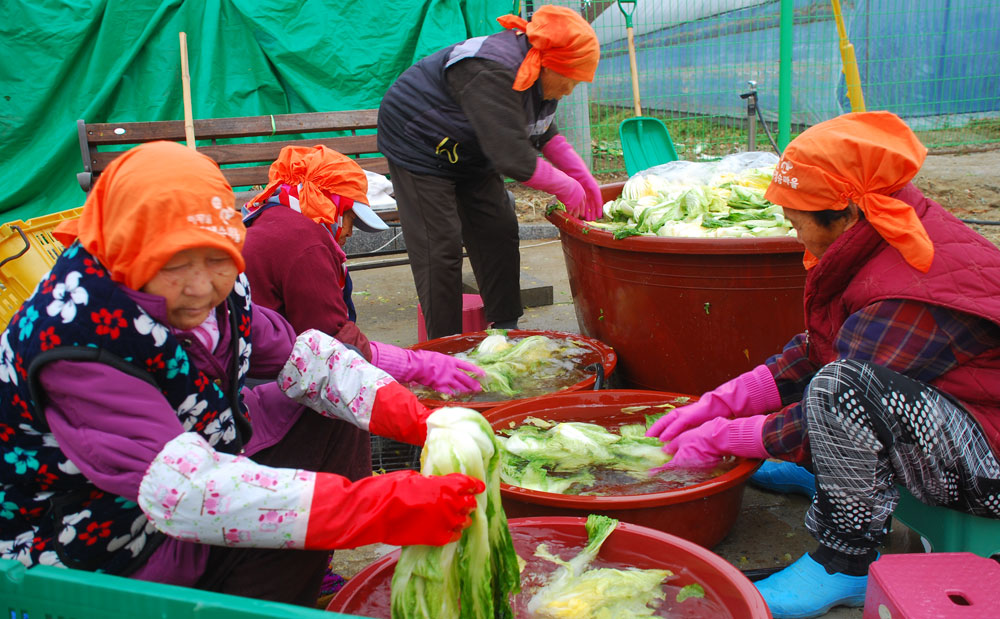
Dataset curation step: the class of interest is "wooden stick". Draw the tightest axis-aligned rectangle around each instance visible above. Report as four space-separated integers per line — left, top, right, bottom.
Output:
179 32 196 149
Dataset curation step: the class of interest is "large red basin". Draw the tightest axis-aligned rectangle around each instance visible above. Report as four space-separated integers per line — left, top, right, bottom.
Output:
547 182 806 394
326 516 770 618
484 390 759 549
407 329 617 412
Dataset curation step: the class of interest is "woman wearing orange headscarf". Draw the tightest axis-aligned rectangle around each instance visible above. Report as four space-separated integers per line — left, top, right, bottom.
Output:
378 5 602 339
0 141 483 605
645 112 1000 618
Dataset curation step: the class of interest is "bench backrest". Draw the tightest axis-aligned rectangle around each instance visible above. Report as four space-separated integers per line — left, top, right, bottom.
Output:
76 110 385 192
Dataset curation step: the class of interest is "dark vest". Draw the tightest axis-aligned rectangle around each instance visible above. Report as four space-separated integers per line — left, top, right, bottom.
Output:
377 29 557 177
0 243 253 574
803 184 1000 449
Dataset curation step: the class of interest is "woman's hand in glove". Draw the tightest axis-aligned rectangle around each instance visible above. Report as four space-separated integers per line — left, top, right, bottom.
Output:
646 364 781 443
371 341 485 395
651 416 768 472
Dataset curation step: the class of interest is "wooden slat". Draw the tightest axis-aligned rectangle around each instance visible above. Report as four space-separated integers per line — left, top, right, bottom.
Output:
82 110 379 145
220 156 389 187
88 134 380 173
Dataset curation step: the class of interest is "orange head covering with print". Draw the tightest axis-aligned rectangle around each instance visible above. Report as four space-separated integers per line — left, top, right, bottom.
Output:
764 111 933 272
53 141 245 291
496 5 600 92
245 144 367 227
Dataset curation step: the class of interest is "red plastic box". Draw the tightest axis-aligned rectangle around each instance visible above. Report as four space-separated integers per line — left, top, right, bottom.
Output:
863 552 1000 618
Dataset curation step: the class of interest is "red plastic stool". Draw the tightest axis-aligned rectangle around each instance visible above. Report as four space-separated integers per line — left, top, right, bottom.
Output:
417 294 487 342
863 552 1000 618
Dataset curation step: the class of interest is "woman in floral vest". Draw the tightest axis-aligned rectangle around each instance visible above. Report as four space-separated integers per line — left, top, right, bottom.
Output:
0 141 482 606
645 112 1000 619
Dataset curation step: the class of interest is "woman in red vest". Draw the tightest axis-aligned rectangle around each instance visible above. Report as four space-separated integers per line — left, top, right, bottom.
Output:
646 112 1000 619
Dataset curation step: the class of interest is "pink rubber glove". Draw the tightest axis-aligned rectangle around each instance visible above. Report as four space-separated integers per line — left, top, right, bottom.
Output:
646 364 780 443
522 158 587 219
370 341 485 395
542 134 604 221
653 415 769 471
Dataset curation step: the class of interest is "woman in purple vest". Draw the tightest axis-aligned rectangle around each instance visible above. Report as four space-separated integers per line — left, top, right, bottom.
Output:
646 112 1000 618
0 141 483 605
377 6 604 339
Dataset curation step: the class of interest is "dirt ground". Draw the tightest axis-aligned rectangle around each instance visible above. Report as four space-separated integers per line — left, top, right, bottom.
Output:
511 149 1000 247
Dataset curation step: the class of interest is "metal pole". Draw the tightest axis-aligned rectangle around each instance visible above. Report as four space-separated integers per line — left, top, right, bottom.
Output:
777 0 794 150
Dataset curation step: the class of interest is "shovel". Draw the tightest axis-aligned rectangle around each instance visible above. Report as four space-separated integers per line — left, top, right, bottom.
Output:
616 0 677 176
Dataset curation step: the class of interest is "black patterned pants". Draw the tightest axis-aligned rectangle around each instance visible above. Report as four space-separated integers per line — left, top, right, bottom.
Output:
802 359 1000 555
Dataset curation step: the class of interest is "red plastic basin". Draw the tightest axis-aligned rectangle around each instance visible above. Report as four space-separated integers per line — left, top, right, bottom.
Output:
547 181 806 394
326 516 771 618
484 389 759 549
407 329 618 412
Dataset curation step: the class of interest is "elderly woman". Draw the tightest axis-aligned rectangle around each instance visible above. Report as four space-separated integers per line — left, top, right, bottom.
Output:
242 144 486 489
378 5 603 339
0 141 482 606
647 112 1000 618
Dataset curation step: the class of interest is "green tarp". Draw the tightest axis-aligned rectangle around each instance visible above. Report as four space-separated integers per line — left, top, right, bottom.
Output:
0 0 509 222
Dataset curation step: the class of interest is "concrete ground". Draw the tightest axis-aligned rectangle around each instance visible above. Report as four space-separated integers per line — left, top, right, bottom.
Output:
327 225 926 618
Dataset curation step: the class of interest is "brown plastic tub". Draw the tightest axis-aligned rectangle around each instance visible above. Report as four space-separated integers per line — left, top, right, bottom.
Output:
326 516 771 618
407 329 617 412
483 389 759 550
547 182 806 394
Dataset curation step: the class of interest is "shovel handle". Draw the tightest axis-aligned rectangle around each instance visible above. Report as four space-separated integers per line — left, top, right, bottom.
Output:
619 0 642 116
626 26 642 116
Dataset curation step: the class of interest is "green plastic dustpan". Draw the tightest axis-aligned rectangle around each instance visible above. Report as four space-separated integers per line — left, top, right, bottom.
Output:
619 117 678 175
617 0 678 176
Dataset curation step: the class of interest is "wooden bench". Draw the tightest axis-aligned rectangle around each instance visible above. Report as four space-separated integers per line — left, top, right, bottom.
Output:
76 109 394 220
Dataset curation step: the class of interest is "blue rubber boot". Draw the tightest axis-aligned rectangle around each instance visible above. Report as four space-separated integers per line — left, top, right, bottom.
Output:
750 460 816 497
754 554 868 619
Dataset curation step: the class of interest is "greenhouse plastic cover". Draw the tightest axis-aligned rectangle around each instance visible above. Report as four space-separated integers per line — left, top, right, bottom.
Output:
0 0 508 221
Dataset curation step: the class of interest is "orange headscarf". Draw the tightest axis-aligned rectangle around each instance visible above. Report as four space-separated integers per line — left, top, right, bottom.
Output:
764 111 933 272
53 141 245 291
497 5 600 92
245 145 368 226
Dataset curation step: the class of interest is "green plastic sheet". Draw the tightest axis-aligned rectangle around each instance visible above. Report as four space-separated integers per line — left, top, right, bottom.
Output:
0 0 508 222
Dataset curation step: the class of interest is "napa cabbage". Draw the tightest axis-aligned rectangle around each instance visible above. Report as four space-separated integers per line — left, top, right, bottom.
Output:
455 331 586 397
498 420 671 493
594 154 795 240
526 514 672 618
390 407 520 619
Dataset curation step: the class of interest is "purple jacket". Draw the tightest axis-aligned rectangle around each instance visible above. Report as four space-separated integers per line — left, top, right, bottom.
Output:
38 286 299 587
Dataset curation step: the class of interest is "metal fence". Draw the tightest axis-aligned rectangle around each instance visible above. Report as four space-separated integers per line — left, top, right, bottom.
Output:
530 0 1000 174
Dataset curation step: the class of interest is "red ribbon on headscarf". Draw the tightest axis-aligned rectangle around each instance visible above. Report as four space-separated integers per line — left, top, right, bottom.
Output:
245 145 368 227
497 5 600 92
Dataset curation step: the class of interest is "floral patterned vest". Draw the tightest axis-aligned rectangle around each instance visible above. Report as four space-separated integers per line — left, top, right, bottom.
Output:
0 243 253 574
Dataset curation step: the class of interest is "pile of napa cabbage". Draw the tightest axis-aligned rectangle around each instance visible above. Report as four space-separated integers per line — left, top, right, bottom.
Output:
498 407 678 494
454 331 588 397
590 152 795 240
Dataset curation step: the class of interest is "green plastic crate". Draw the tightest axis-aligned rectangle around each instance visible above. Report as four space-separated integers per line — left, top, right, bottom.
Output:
1 558 367 619
894 486 1000 558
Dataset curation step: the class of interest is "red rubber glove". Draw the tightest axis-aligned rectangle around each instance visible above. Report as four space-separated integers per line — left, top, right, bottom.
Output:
370 341 485 395
653 415 769 471
522 158 587 219
542 134 604 221
646 365 781 443
306 470 485 549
